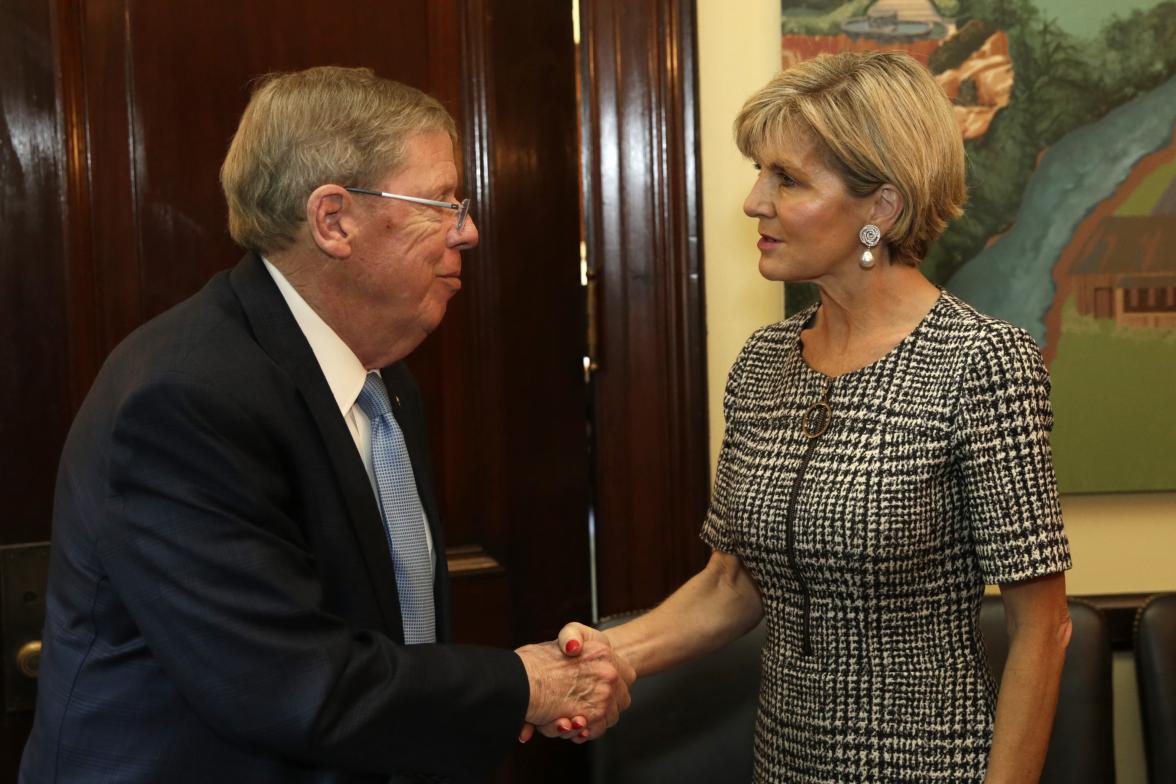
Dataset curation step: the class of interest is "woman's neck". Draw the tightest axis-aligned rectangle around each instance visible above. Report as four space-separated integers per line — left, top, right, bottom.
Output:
801 262 940 377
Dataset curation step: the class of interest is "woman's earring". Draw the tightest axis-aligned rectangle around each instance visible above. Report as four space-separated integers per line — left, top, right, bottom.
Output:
858 224 881 269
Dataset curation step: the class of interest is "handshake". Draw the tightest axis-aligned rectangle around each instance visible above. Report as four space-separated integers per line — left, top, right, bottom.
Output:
514 622 635 744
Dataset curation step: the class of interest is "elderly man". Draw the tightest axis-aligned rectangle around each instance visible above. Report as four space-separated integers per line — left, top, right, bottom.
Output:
20 66 632 783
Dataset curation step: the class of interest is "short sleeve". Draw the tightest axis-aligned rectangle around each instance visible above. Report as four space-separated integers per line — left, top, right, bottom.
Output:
955 325 1071 584
700 334 757 554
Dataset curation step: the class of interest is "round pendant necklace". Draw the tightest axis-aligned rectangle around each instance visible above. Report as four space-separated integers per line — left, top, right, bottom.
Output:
802 379 833 439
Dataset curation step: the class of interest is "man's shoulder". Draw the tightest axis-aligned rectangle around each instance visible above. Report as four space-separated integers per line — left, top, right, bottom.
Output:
90 261 295 418
107 270 249 375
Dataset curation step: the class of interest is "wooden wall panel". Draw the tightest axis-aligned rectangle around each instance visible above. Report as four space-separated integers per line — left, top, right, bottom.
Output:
461 1 591 779
0 0 69 772
84 1 436 348
481 0 591 643
580 0 711 617
0 0 72 547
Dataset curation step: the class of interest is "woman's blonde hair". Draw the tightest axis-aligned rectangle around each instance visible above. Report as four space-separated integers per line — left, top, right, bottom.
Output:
734 51 965 265
220 66 457 254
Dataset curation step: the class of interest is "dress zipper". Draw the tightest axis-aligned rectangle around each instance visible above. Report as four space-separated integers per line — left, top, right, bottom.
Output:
788 378 834 657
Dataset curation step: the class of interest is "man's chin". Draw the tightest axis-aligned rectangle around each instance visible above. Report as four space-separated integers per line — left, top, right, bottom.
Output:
420 302 450 335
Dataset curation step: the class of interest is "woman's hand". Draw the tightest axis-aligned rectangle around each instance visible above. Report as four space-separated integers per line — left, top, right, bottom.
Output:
521 550 763 744
519 623 622 743
515 633 635 745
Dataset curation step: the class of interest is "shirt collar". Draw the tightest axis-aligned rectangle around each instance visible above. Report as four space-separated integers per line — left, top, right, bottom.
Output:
261 257 370 416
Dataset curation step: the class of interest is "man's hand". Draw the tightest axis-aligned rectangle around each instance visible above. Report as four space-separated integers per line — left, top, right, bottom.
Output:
514 632 634 744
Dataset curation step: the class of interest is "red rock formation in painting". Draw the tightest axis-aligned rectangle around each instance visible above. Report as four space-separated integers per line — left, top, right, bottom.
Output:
781 34 941 68
781 29 1013 142
935 32 1012 140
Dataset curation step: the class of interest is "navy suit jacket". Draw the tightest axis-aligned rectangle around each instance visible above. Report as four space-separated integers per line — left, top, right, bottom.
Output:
20 254 528 783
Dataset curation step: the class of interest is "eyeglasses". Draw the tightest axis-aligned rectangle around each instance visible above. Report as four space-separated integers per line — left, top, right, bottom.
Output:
344 187 471 232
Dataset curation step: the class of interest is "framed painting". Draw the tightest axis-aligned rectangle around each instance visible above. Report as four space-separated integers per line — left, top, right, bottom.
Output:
780 0 1176 492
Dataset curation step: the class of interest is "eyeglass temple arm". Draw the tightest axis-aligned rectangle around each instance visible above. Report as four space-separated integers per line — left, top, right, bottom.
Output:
344 187 460 211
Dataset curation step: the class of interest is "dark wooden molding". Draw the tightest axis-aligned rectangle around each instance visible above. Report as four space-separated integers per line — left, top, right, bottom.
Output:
52 0 101 410
446 545 505 576
580 0 710 617
450 0 593 633
460 4 593 781
79 0 142 356
450 0 509 574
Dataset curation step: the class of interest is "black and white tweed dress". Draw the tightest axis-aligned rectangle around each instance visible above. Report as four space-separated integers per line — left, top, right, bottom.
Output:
701 291 1071 783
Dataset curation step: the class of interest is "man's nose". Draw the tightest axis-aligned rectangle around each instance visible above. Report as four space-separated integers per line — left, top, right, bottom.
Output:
451 215 479 251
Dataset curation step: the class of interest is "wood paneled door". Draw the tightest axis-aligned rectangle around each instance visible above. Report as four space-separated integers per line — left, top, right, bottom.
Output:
0 0 708 780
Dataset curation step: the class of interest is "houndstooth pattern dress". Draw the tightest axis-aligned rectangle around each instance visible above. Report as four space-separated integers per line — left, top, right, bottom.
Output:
701 291 1071 783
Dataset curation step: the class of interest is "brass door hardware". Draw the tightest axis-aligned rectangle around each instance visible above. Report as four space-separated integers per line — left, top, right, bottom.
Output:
2 542 50 712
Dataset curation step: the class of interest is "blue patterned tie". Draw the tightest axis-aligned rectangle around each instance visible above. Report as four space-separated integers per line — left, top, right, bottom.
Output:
356 373 436 644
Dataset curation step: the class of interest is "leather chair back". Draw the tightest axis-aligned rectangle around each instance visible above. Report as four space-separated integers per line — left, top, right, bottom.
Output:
590 613 764 784
1134 593 1176 784
979 596 1115 783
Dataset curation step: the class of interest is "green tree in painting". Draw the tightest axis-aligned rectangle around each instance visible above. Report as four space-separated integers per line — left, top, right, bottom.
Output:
921 0 1176 287
785 0 853 11
781 0 872 36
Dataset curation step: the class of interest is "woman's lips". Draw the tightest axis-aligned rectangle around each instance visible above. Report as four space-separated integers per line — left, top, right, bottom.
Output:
757 233 782 251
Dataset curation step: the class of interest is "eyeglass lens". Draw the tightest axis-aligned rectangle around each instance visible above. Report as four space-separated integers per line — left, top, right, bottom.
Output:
456 199 470 232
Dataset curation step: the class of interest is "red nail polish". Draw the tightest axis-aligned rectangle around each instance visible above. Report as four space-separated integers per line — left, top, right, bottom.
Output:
565 639 581 655
571 719 585 730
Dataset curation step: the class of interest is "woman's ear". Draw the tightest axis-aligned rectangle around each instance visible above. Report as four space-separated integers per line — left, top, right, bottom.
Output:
306 184 354 259
870 184 904 233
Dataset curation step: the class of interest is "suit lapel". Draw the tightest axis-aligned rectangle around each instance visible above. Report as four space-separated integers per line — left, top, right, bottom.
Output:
228 253 405 638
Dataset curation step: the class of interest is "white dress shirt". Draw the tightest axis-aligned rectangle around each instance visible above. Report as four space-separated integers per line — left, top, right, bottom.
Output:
262 258 434 560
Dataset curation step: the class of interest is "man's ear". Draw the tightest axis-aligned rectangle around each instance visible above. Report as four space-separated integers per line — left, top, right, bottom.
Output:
870 184 904 233
306 184 355 259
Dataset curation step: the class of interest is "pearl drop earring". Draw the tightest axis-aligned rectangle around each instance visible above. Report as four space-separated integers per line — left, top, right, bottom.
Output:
858 224 881 269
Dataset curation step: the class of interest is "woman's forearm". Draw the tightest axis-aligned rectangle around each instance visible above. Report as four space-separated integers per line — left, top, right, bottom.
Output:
606 550 763 678
984 576 1071 783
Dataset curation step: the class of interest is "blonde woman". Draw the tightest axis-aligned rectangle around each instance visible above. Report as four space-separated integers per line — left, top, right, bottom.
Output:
554 51 1072 783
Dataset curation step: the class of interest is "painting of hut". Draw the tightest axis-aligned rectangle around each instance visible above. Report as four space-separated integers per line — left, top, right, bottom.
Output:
1072 216 1176 330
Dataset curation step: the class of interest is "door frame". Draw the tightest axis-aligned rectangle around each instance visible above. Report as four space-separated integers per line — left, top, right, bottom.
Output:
579 0 711 618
